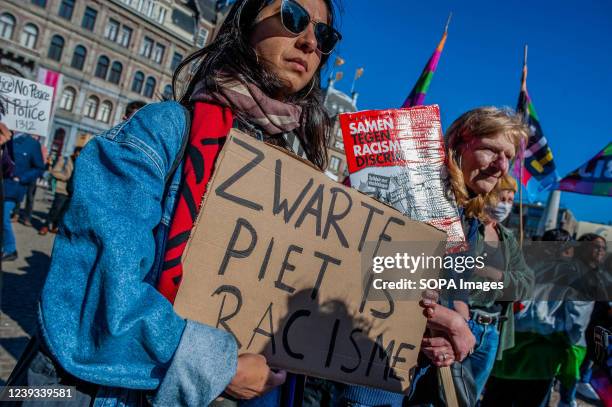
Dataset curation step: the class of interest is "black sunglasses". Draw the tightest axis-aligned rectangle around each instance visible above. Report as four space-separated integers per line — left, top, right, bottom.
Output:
278 0 342 55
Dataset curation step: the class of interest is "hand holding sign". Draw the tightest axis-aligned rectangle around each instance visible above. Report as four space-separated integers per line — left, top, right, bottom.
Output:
421 336 455 367
421 304 475 362
419 290 474 365
225 354 286 400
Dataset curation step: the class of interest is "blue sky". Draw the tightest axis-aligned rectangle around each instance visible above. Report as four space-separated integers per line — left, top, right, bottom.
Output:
323 0 612 224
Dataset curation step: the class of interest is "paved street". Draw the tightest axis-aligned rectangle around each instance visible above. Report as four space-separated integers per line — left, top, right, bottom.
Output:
0 187 54 384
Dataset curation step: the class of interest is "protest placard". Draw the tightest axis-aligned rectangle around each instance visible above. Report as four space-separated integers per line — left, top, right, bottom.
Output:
173 130 446 393
340 106 466 253
0 72 53 136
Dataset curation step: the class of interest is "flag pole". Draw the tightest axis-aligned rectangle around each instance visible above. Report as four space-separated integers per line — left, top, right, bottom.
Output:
350 68 364 95
402 12 451 108
518 44 528 247
519 145 524 247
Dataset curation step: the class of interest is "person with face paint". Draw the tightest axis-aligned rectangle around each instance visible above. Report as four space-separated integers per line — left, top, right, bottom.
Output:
4 1 343 406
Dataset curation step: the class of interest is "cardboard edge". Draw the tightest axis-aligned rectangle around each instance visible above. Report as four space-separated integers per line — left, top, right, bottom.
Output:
266 141 321 172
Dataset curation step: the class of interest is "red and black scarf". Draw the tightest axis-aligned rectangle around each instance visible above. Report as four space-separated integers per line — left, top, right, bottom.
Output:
157 81 302 303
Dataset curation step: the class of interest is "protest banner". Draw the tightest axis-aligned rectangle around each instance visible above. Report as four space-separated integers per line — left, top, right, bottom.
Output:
340 106 466 253
173 130 446 393
0 72 53 137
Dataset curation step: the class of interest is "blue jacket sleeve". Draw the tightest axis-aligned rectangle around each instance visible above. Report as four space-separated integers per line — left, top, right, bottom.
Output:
38 102 237 406
19 138 45 184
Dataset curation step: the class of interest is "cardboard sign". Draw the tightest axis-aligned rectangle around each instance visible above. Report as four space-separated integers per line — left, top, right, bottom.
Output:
174 130 446 393
0 72 53 136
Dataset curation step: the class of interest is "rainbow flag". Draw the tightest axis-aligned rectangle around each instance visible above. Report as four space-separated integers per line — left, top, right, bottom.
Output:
513 59 557 188
558 142 612 196
402 20 449 107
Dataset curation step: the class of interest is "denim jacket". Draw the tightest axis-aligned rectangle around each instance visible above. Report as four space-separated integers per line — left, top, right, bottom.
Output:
38 102 238 406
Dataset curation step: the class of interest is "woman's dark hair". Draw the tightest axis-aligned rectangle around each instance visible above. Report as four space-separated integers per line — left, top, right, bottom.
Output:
124 100 147 119
172 0 339 170
541 228 572 242
541 228 573 256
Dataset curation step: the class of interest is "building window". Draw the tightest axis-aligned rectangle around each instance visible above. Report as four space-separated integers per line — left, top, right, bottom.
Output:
58 0 75 20
104 18 120 41
0 13 16 40
143 76 156 98
31 0 47 7
140 36 153 58
84 96 99 119
95 55 110 79
329 156 341 172
118 26 132 48
196 28 209 48
152 43 165 64
59 87 76 111
171 52 183 71
97 101 113 123
144 0 154 17
131 71 144 93
20 23 38 49
82 7 97 31
71 45 87 70
162 84 172 100
47 35 65 62
108 61 123 84
157 7 167 24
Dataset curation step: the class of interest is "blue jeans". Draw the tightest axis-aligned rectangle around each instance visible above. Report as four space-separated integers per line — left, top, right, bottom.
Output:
559 382 577 404
3 200 16 254
339 386 404 407
238 389 280 407
466 319 500 399
559 359 595 403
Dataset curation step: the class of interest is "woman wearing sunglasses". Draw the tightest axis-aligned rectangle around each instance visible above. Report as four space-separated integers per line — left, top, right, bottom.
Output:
5 0 341 406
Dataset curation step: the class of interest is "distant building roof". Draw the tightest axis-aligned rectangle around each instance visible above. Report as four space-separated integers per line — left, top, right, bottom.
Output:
323 85 357 116
188 0 232 24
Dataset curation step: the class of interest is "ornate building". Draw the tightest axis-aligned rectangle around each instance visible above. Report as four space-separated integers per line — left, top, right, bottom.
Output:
0 0 227 156
323 79 359 182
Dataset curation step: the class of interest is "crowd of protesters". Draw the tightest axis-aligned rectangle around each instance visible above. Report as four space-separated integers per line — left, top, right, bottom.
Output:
0 100 146 257
0 0 610 406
